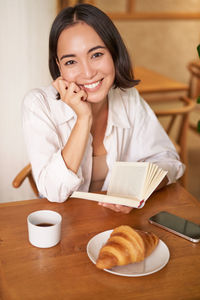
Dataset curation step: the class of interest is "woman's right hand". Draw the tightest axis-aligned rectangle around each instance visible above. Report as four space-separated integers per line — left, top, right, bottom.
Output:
53 77 92 120
53 77 93 174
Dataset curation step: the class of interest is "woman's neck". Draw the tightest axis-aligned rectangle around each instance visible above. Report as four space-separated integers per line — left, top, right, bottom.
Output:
91 98 108 118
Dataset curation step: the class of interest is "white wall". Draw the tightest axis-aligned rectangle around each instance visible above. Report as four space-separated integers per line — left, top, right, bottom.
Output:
0 0 56 202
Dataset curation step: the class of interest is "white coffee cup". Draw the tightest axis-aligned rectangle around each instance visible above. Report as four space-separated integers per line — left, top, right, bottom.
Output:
27 210 62 248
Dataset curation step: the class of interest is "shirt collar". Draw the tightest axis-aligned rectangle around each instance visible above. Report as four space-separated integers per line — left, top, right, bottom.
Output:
106 87 131 136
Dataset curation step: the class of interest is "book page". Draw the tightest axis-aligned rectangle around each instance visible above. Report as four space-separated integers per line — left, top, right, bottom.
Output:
107 162 149 200
70 192 142 208
144 168 168 200
142 163 159 198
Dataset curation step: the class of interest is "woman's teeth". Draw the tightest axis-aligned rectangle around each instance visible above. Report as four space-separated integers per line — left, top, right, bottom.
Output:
83 80 101 89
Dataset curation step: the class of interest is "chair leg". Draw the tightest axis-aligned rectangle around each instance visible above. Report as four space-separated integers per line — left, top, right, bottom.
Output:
178 114 189 189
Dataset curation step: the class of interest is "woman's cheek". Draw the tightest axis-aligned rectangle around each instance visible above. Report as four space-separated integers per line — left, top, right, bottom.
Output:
61 69 78 82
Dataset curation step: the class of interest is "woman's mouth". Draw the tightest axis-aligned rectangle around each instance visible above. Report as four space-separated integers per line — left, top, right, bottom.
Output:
80 79 103 91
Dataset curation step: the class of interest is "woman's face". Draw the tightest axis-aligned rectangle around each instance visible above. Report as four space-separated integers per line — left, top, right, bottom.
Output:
56 22 115 104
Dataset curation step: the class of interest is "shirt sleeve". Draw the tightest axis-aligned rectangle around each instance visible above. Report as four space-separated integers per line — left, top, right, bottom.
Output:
131 89 185 184
22 89 83 202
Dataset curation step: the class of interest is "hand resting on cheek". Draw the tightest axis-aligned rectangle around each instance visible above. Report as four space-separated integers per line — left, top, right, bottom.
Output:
53 77 92 119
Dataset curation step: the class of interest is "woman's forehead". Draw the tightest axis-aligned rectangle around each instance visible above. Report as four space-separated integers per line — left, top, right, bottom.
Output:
57 22 105 55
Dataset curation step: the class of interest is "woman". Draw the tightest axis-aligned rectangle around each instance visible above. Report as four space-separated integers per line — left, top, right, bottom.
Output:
23 4 184 213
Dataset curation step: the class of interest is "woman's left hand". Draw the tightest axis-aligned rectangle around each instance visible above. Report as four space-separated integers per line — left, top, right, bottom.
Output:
98 202 133 214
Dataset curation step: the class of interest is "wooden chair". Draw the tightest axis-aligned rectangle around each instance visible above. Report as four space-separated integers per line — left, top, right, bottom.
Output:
12 163 39 197
187 60 200 134
152 96 195 188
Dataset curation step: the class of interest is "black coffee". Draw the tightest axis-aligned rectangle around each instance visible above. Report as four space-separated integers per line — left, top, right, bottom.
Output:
36 223 54 227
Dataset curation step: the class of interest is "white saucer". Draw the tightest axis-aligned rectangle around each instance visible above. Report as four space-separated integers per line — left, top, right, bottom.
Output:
87 229 170 277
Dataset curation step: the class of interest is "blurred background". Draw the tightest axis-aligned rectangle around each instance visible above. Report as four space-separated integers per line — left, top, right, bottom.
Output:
0 0 199 203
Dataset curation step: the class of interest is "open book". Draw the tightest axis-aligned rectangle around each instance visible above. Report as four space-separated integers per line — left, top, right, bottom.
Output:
70 162 168 208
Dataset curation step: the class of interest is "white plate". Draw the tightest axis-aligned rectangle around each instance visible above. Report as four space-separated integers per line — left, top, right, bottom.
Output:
87 229 170 277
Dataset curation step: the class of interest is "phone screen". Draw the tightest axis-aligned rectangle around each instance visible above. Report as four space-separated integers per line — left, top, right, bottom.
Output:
149 211 200 242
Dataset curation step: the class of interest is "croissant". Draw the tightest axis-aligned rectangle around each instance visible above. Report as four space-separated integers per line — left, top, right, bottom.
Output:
96 225 159 269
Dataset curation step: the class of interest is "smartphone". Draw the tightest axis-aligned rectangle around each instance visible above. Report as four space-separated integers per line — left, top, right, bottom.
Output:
149 211 200 243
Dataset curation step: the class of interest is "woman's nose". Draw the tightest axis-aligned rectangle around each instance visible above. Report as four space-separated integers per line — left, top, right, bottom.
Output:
81 61 96 79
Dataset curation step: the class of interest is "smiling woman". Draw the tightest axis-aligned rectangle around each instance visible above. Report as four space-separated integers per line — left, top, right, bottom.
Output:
22 3 184 213
55 22 115 105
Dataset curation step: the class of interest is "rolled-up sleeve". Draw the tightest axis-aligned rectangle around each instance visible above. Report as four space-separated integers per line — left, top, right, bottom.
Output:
22 89 83 202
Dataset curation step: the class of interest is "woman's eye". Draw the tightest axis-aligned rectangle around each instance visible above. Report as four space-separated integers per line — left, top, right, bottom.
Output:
92 52 103 59
64 60 76 66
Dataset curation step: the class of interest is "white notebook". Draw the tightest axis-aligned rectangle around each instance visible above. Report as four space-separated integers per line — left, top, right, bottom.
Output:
71 162 168 208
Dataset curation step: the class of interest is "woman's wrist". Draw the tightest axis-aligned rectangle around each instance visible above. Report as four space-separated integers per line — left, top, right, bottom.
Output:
76 114 93 129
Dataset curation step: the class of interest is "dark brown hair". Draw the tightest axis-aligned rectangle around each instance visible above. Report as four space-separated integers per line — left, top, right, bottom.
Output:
49 3 139 89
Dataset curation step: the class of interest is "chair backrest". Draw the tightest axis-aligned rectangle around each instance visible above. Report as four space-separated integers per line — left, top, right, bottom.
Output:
152 96 195 187
12 163 39 197
187 60 200 99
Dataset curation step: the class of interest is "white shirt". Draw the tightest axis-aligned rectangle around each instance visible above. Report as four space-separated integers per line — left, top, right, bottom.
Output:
22 84 185 202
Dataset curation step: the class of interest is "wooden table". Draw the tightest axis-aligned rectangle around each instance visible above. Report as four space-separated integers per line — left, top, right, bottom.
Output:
135 66 189 101
0 183 200 300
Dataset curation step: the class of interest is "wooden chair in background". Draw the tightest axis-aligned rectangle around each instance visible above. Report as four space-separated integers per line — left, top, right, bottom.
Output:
12 164 39 197
187 60 200 134
152 96 195 188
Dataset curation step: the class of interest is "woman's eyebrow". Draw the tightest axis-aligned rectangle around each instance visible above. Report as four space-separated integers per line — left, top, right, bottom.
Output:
87 45 106 53
60 45 106 61
60 54 75 61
